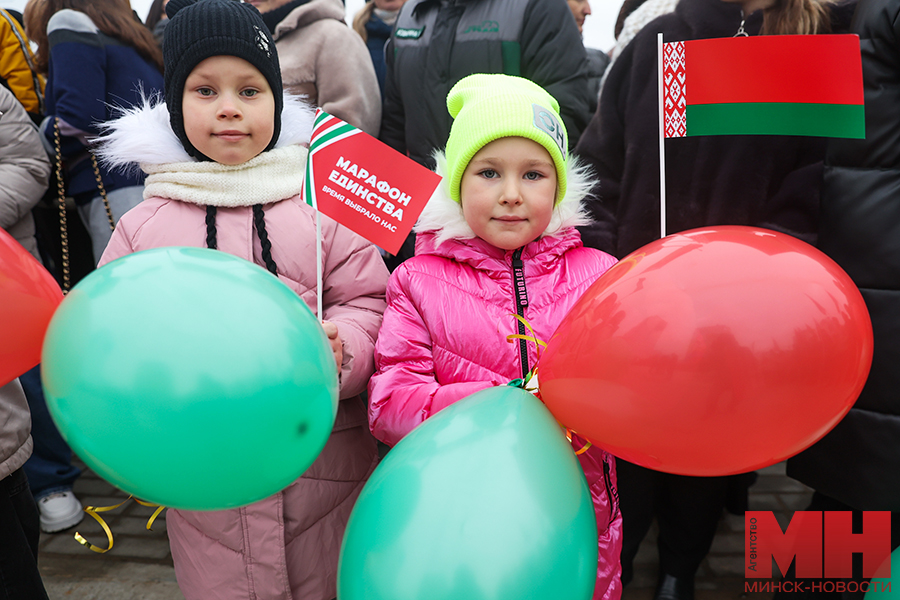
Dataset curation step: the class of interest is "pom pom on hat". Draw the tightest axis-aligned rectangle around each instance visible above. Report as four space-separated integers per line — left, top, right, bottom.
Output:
444 74 569 205
163 0 283 160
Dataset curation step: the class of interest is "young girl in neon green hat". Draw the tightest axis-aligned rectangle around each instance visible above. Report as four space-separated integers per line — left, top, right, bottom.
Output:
368 73 624 599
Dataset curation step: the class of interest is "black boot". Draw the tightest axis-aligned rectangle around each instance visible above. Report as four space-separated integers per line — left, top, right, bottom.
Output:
654 573 695 600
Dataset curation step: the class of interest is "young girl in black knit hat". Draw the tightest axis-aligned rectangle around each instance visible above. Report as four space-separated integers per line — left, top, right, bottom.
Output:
95 1 388 597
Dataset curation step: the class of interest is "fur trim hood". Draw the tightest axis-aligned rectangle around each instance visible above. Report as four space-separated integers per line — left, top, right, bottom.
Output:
413 150 594 247
95 92 315 173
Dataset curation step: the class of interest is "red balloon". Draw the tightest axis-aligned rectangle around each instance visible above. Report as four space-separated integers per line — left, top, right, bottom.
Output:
0 228 62 386
539 226 873 476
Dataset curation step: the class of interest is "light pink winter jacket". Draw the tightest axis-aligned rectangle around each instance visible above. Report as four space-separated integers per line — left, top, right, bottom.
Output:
96 97 388 600
368 155 623 599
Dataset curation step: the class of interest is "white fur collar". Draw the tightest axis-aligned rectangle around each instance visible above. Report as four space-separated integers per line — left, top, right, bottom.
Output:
95 92 315 173
413 150 595 247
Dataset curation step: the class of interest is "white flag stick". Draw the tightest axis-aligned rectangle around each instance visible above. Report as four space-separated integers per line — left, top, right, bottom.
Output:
657 32 667 240
316 210 323 321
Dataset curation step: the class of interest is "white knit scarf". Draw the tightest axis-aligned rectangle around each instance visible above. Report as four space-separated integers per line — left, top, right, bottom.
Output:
142 144 307 207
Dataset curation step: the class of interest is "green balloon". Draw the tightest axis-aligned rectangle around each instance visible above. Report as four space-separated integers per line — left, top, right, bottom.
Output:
866 546 899 600
41 247 338 510
338 386 598 600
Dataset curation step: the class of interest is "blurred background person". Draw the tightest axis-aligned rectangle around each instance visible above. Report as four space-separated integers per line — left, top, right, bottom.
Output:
781 0 900 587
352 0 406 99
26 0 164 264
568 0 609 115
377 0 592 268
0 379 50 600
144 0 169 44
0 7 44 124
574 0 853 596
248 0 382 136
21 0 163 531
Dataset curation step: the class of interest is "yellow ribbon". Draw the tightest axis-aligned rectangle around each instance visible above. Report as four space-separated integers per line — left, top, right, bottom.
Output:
506 313 548 360
567 430 594 456
504 314 593 456
74 496 166 554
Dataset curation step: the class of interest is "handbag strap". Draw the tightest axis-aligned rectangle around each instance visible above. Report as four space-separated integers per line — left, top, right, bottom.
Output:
53 118 115 293
90 151 115 232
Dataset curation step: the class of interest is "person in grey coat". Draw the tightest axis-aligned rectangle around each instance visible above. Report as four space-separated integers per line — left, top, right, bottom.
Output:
0 84 49 262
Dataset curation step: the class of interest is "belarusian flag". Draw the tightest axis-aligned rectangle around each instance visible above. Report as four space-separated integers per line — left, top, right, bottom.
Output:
662 35 864 139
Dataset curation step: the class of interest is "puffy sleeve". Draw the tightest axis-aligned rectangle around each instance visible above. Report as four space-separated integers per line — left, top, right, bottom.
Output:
367 264 497 446
320 221 389 399
97 206 142 267
0 88 49 232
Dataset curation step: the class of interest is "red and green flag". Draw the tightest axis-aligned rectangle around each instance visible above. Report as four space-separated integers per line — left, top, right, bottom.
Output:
662 35 864 139
302 109 440 254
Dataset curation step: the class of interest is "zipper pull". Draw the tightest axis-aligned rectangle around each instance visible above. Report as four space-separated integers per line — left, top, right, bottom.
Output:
734 13 749 36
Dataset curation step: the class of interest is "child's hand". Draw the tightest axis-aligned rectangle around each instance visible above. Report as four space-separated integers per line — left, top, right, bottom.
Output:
322 321 343 370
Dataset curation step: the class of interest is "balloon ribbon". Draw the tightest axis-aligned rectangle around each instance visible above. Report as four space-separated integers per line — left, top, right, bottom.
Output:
506 315 592 456
74 497 166 554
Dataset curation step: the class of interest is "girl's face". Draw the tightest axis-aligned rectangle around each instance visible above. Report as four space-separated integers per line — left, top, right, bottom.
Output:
460 137 557 251
182 55 275 165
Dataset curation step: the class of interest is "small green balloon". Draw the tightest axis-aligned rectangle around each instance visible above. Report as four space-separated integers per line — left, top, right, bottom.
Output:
866 546 899 600
41 247 338 510
338 386 598 600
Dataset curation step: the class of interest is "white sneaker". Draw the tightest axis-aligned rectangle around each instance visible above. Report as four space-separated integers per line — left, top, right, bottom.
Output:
38 491 84 533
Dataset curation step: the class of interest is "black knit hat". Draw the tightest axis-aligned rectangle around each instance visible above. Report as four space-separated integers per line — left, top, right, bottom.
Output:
163 0 283 161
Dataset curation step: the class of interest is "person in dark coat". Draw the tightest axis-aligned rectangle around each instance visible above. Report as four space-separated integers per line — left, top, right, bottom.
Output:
780 0 900 587
573 0 852 596
352 0 407 98
566 0 610 116
378 0 592 268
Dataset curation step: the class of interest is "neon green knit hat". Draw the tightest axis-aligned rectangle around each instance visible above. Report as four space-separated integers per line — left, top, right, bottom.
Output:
445 74 568 205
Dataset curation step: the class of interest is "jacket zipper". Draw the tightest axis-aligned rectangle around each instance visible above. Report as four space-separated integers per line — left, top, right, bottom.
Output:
511 248 529 380
602 458 620 526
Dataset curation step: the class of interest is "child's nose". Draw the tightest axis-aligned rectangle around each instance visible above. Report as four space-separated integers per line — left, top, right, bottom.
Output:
500 179 523 205
217 94 242 119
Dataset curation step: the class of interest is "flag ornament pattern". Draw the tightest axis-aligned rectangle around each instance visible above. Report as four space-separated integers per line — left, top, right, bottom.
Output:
663 35 864 139
663 42 688 138
302 110 361 209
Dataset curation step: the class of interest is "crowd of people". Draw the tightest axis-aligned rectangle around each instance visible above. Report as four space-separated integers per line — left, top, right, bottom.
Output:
0 0 898 599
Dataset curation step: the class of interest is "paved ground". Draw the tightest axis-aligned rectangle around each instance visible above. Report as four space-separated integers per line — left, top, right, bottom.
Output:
36 459 810 599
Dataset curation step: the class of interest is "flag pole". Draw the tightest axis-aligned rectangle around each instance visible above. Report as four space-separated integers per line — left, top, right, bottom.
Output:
316 211 323 321
657 32 667 240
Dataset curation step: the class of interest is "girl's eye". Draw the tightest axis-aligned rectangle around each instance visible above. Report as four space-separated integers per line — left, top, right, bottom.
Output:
479 169 498 179
524 171 544 181
241 89 259 97
198 87 215 97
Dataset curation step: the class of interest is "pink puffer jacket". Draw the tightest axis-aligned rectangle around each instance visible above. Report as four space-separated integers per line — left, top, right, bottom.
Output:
96 97 388 600
368 153 623 600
